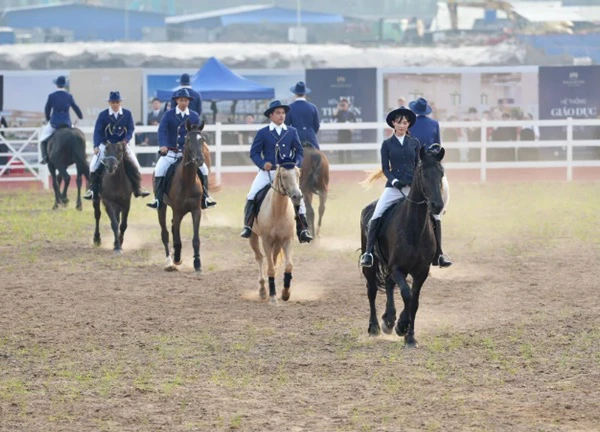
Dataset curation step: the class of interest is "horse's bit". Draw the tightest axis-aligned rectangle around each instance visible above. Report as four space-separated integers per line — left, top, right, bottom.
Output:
268 169 289 197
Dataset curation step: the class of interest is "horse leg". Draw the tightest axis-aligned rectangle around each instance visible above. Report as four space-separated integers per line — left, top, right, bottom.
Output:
171 212 183 266
93 197 102 247
304 191 315 237
365 267 381 336
391 267 416 347
280 240 293 301
75 171 83 211
191 208 202 272
159 206 175 271
317 191 327 237
250 233 266 299
404 273 427 348
262 238 277 305
381 276 397 334
56 165 70 206
49 164 61 210
119 201 130 248
105 204 122 254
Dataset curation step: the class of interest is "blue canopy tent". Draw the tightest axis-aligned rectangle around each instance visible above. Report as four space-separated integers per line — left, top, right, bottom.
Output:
156 57 275 101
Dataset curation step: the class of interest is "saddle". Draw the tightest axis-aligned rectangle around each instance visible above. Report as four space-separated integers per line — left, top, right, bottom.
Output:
252 184 271 216
364 197 406 268
163 157 182 195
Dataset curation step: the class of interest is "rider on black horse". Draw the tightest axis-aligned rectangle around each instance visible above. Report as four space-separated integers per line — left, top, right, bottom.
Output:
40 75 83 165
285 81 321 150
84 91 150 200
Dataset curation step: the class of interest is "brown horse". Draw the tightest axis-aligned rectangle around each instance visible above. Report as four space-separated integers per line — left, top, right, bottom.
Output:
46 127 89 210
249 165 302 304
300 147 329 237
92 141 138 254
157 121 207 272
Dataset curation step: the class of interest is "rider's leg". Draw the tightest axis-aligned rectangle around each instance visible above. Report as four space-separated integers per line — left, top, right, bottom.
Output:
84 144 105 200
146 154 172 209
240 170 271 238
39 123 55 164
197 162 216 208
124 143 149 198
360 186 402 267
294 198 313 243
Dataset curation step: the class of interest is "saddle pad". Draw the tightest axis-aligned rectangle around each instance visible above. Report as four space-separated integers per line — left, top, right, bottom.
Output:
163 157 182 195
252 184 271 217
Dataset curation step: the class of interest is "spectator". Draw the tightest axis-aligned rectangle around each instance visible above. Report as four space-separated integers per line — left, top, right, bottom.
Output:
519 113 539 141
147 97 164 125
334 98 356 163
397 96 407 108
237 114 256 146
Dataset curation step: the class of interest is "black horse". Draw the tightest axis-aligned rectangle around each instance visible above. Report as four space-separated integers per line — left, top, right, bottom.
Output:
46 127 89 210
93 141 139 254
360 147 446 347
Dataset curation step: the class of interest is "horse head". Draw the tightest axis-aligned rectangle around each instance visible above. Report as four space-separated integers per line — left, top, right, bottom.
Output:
102 141 125 175
417 145 446 215
275 164 303 206
184 119 206 167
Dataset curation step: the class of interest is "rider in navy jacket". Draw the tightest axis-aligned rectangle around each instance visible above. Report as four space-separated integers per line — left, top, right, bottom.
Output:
173 73 202 118
40 75 83 164
285 81 320 150
158 104 201 152
408 97 441 150
240 99 312 243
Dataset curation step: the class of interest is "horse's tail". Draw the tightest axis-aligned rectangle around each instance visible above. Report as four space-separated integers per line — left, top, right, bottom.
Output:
71 130 90 180
360 169 385 188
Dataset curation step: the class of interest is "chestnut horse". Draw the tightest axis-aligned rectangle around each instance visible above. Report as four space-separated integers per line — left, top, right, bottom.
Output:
249 165 302 304
300 146 329 237
157 121 209 272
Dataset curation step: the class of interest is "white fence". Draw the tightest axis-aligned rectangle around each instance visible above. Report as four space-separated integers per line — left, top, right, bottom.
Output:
0 118 599 190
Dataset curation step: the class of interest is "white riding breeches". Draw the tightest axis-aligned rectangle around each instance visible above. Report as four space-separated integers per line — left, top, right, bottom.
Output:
90 143 141 173
247 169 306 214
153 151 208 178
40 123 56 142
370 175 450 221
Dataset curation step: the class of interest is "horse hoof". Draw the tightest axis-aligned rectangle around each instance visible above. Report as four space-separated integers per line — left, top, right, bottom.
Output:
395 322 409 337
269 296 278 305
281 288 290 301
164 265 178 272
174 260 182 266
113 249 123 256
194 266 202 273
368 323 381 336
93 238 101 247
76 205 82 211
404 338 419 349
193 259 201 271
381 320 395 335
259 287 267 300
52 204 59 210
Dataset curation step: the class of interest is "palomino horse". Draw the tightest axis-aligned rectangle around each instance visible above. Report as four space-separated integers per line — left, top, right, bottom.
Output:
46 127 89 210
92 141 140 254
249 165 303 304
360 147 446 347
158 121 207 272
300 146 329 237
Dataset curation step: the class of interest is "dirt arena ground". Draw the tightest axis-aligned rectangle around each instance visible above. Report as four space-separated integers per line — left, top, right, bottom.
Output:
1 177 599 432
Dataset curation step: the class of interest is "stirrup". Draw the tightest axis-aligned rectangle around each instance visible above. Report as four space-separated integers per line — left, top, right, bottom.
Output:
437 254 453 268
135 189 150 198
40 157 48 165
205 196 217 207
240 226 252 238
146 199 160 209
360 252 374 268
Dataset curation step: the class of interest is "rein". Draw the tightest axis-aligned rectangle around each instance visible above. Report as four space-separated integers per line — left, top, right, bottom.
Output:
401 163 428 205
268 169 289 197
183 130 204 166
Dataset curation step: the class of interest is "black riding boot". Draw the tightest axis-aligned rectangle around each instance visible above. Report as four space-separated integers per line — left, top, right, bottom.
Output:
198 171 216 208
294 206 313 243
360 218 381 267
432 217 452 268
240 200 255 238
83 171 99 201
40 139 49 165
146 177 165 209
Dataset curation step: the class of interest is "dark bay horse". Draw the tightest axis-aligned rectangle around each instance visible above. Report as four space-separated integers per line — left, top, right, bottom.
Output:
249 165 302 304
360 147 446 347
46 127 89 210
93 141 138 254
158 121 206 272
300 146 329 237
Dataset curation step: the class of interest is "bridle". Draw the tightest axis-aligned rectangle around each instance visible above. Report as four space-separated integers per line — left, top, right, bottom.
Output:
101 141 124 168
183 130 205 166
400 161 432 206
269 167 295 197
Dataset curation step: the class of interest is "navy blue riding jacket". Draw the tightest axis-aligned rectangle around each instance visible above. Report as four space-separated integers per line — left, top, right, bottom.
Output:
409 115 441 150
250 125 304 169
285 99 320 149
380 134 421 188
93 108 134 148
158 108 201 151
45 90 83 128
